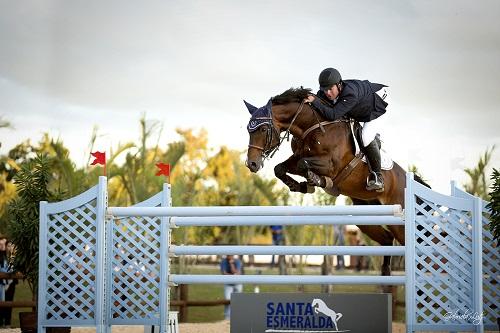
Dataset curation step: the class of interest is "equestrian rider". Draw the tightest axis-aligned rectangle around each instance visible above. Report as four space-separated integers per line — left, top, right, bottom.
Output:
304 68 388 192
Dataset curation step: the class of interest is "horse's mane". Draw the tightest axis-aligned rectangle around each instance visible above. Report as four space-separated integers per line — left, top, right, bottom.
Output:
272 87 312 105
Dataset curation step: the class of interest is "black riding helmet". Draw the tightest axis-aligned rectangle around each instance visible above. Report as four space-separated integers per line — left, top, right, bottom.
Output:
318 67 342 90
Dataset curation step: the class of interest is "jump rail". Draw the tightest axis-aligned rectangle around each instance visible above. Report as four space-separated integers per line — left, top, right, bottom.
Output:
37 173 495 333
108 204 403 217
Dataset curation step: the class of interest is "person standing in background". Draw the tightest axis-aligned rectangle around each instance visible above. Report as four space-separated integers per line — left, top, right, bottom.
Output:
270 225 284 266
0 236 15 328
220 255 243 320
333 225 346 270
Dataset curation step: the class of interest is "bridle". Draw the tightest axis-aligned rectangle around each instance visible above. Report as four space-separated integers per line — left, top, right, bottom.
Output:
247 100 308 159
247 114 281 159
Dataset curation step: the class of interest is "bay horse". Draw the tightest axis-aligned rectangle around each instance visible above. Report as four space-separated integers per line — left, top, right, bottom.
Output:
244 87 426 283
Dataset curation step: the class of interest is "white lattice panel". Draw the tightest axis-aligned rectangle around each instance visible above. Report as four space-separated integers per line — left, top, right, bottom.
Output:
413 197 474 325
39 179 106 328
406 175 483 332
106 186 171 328
480 208 498 329
109 216 163 322
452 184 499 330
45 202 98 320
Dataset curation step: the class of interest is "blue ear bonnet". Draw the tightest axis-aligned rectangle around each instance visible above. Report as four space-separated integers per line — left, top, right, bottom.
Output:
246 99 273 133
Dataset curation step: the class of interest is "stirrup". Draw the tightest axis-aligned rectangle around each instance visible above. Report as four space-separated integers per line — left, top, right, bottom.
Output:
366 172 384 192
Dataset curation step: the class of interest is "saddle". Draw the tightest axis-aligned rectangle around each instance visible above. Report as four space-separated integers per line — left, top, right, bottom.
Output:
319 120 393 196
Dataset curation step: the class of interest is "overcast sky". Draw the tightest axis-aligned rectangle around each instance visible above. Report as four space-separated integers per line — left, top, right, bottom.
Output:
1 0 499 193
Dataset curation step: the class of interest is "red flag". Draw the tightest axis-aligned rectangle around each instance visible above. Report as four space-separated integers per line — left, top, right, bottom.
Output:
90 151 106 165
155 163 171 176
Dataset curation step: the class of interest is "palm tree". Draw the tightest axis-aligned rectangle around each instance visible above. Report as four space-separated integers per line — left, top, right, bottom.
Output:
486 169 500 243
464 146 495 200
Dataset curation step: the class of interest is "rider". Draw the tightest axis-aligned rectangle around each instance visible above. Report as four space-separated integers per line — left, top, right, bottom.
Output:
304 68 388 192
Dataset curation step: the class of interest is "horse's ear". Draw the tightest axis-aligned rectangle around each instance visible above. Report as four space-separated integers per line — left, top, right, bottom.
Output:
244 100 258 115
266 99 272 110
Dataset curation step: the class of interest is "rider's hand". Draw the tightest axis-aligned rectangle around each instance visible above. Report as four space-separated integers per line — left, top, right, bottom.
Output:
304 95 315 103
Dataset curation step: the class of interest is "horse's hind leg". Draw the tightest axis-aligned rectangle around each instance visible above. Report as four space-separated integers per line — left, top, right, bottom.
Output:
351 198 395 293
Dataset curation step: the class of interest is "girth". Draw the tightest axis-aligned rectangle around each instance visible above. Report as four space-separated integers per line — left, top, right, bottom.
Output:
301 119 364 194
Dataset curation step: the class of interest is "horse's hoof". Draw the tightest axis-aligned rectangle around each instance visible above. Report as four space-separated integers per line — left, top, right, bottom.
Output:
288 183 301 192
299 182 315 193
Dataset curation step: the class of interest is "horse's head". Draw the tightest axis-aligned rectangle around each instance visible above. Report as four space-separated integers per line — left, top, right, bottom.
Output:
244 99 280 172
244 88 314 173
311 298 321 308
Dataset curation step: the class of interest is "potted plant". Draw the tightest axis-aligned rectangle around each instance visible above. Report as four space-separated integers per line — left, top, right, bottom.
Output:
7 154 63 333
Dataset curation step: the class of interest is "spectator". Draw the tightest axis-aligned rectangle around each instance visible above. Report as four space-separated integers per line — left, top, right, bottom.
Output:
270 225 284 268
346 228 367 271
333 225 346 270
220 255 243 320
0 237 16 328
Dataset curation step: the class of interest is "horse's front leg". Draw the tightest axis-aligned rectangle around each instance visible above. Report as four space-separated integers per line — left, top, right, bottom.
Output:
297 157 332 188
274 155 314 193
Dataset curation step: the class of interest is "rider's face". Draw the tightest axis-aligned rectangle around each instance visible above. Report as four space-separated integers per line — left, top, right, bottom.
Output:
323 84 340 100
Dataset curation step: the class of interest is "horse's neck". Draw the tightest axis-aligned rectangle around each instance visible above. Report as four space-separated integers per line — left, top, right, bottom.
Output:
281 104 321 138
277 104 356 158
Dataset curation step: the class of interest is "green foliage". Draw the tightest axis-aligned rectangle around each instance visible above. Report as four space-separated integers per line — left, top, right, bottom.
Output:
486 168 500 243
6 154 60 299
464 146 495 200
0 116 12 129
408 164 427 182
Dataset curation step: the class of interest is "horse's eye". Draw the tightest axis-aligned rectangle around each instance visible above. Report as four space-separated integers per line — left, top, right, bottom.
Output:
260 126 267 132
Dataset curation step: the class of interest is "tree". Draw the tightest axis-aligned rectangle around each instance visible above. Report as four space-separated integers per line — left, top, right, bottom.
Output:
0 116 11 129
486 168 500 243
106 116 186 206
0 135 84 232
7 154 60 299
464 146 495 200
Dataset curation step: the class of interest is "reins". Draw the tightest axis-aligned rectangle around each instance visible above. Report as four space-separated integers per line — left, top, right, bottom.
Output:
248 97 345 158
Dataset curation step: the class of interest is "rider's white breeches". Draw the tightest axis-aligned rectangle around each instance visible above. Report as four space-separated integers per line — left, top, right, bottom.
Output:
361 87 389 147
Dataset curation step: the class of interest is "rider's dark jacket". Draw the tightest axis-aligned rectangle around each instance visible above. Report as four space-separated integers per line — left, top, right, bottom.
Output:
311 79 388 122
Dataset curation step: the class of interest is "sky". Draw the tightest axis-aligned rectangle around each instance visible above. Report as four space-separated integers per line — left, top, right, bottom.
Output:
1 0 499 194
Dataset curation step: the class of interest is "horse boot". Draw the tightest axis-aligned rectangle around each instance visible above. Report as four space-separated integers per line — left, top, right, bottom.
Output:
364 140 384 192
307 170 326 188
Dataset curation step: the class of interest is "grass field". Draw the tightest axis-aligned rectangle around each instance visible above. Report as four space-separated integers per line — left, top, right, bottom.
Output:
9 264 406 327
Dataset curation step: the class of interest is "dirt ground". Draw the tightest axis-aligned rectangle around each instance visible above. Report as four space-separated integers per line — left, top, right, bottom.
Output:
1 322 497 333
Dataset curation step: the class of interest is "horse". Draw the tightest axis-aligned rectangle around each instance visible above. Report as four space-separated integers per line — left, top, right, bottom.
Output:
244 87 428 285
312 298 343 331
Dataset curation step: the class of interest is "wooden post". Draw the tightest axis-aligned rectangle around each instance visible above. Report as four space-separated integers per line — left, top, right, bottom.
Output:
179 284 189 322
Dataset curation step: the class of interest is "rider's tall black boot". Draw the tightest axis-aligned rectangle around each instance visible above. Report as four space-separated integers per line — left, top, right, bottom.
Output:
364 140 384 192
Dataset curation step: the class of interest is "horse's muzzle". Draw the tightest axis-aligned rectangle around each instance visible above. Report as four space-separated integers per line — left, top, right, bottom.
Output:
245 159 262 173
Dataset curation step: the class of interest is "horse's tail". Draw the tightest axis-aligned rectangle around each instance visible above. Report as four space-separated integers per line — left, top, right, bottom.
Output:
412 174 433 210
335 313 343 322
413 174 431 189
